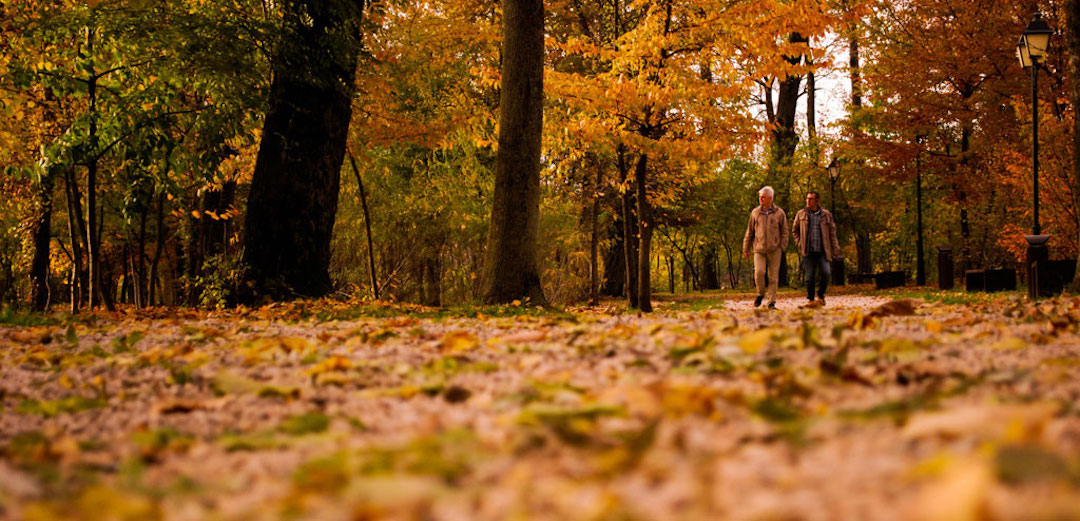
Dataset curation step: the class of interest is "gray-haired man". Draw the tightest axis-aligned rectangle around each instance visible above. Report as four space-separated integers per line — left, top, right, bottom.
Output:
743 186 788 308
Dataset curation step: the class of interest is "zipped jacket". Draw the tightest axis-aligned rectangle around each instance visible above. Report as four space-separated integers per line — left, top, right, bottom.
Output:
743 205 788 254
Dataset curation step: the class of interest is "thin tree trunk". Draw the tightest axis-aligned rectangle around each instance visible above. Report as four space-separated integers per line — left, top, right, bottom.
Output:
635 153 653 312
807 64 816 139
136 206 147 307
30 173 55 311
481 0 548 306
618 146 639 307
849 20 862 109
120 244 130 306
86 33 100 309
149 191 166 306
63 167 84 312
589 165 600 305
668 255 675 293
347 150 379 300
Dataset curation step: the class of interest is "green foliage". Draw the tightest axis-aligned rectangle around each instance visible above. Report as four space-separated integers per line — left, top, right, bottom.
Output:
192 253 247 310
279 412 331 436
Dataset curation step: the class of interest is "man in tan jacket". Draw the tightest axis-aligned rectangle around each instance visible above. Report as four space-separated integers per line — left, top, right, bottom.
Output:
743 186 788 308
792 191 841 304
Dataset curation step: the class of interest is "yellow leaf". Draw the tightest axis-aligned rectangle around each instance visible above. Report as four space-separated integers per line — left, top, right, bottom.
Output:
191 210 201 219
925 320 943 334
909 458 992 521
738 328 775 355
307 355 352 376
990 336 1026 351
440 331 479 353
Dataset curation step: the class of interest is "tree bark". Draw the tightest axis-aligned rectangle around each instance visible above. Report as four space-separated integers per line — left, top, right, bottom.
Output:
241 0 364 300
481 0 548 306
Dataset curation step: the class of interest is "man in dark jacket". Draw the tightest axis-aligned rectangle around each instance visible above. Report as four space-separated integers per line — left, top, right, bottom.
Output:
792 192 841 304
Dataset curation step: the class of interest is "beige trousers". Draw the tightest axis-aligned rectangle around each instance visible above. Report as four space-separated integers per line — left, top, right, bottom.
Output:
754 250 782 303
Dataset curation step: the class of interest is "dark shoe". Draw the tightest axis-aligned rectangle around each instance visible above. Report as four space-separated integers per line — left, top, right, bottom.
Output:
818 296 826 305
768 302 776 309
754 295 764 307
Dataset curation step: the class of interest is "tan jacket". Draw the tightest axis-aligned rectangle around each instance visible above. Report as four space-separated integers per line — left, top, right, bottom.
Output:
792 207 841 261
743 205 788 253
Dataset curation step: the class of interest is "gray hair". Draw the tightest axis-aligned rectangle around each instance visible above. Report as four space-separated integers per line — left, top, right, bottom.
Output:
758 186 774 198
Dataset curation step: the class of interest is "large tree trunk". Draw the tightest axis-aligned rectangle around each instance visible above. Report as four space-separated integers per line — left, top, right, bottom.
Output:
770 33 807 168
601 215 626 297
481 0 548 306
1070 0 1080 293
703 245 720 290
241 0 363 300
635 153 653 312
30 173 55 311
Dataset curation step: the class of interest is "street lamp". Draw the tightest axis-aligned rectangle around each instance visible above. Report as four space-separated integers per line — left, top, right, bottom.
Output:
826 157 845 286
1017 11 1052 298
827 158 840 216
915 135 925 286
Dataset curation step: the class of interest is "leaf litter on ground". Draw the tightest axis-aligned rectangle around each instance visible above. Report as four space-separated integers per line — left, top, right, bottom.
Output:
1 291 1080 519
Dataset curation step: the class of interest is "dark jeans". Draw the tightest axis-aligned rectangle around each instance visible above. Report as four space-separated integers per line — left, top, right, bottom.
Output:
803 251 830 299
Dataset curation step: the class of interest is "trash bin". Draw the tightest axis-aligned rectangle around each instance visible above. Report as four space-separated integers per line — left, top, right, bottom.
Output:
936 246 953 290
831 256 845 286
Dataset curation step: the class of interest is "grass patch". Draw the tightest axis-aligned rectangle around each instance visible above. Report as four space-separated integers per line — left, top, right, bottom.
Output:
873 287 1012 305
279 412 331 435
17 396 106 418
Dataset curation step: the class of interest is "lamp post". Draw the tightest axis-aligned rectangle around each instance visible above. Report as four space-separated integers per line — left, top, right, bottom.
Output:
827 158 840 222
915 135 925 286
1017 12 1052 298
827 158 845 286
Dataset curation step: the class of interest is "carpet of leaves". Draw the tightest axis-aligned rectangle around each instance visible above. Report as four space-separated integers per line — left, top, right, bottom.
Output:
2 291 1080 520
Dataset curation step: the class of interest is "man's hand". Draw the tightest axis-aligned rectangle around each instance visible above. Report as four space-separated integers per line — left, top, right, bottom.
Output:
743 251 751 259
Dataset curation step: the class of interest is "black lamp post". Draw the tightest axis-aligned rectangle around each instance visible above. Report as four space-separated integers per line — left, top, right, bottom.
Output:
915 135 926 286
827 158 840 220
1017 12 1052 298
827 158 845 286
